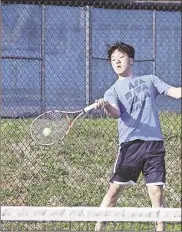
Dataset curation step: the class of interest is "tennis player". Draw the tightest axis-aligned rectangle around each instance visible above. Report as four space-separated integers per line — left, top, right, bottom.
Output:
94 42 181 231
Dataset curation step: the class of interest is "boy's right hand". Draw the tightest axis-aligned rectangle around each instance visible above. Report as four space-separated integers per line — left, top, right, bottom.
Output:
94 98 108 109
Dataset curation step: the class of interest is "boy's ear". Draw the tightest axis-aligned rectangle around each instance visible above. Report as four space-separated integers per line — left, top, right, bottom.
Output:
130 58 134 65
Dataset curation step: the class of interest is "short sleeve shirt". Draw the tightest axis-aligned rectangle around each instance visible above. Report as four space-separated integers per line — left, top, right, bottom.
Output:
104 75 172 144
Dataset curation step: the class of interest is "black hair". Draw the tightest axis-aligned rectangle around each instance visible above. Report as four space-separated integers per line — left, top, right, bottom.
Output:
108 42 135 60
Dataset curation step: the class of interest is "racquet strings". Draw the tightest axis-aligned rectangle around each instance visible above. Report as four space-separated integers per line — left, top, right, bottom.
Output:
31 111 72 145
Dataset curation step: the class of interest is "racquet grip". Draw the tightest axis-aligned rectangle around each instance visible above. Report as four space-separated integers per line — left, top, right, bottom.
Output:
83 103 97 113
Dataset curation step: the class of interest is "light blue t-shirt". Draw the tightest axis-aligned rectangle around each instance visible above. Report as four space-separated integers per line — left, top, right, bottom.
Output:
104 74 172 144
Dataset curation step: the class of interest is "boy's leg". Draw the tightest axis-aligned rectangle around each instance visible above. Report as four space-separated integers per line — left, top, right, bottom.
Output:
94 182 125 231
147 185 166 231
95 140 143 231
143 141 166 231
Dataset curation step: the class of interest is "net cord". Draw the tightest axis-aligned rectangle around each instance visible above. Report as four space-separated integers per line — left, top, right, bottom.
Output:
1 206 181 222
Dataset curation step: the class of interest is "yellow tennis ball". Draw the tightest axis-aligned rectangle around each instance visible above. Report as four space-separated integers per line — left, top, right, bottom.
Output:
43 127 52 137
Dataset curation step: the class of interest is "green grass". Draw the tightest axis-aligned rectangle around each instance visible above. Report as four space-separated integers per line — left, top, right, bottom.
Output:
1 112 181 231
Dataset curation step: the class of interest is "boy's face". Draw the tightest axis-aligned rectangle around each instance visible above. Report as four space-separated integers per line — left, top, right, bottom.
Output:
110 49 133 77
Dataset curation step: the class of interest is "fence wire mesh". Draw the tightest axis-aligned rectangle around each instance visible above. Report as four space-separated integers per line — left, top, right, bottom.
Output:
0 0 181 231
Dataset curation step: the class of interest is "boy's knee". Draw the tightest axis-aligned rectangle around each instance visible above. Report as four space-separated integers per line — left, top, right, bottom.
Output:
148 185 163 195
106 183 124 202
148 185 164 207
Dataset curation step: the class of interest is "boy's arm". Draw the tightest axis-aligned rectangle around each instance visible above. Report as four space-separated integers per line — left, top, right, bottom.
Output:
150 75 181 99
104 102 120 119
95 98 120 119
167 87 181 99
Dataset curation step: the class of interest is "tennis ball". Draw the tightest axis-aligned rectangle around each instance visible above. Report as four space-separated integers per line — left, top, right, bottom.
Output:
43 127 52 137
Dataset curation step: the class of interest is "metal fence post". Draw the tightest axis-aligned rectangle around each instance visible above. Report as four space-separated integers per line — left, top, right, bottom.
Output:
40 4 46 113
152 10 156 75
85 5 92 106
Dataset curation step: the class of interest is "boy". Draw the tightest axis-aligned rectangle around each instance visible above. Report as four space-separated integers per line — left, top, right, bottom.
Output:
94 42 181 231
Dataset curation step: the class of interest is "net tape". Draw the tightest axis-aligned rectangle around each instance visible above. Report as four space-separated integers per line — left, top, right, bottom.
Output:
1 207 181 222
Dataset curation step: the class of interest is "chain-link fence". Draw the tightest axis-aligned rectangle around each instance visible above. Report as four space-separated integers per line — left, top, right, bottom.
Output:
1 0 181 221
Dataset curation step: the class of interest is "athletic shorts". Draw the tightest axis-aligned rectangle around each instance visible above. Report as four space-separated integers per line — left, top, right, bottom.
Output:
110 140 166 186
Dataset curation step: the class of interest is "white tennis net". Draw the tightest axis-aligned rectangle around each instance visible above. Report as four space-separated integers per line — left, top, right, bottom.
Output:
1 206 181 231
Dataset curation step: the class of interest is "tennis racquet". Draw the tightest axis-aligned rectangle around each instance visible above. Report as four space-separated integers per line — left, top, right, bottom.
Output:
30 102 98 146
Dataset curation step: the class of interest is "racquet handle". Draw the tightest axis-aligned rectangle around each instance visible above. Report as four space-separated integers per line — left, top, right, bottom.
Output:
83 99 107 113
83 103 97 112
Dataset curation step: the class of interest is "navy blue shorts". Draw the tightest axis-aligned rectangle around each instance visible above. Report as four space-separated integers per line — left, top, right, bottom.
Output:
110 140 166 185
